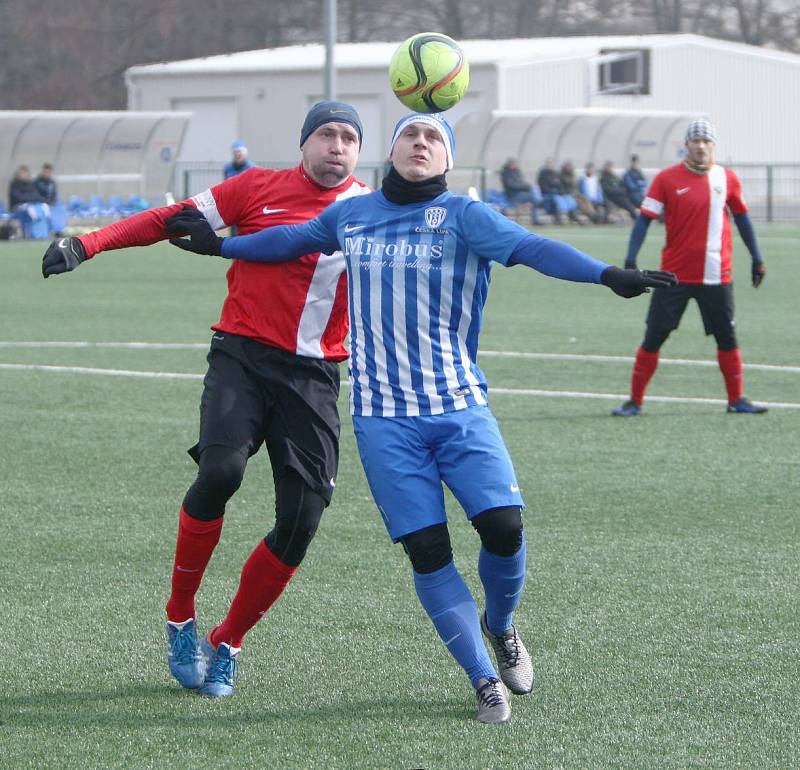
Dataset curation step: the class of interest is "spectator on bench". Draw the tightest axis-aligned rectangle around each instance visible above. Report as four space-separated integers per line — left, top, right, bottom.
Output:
559 160 590 225
578 163 608 224
500 158 542 225
8 165 51 238
35 163 58 205
601 161 638 220
537 157 579 225
623 155 647 209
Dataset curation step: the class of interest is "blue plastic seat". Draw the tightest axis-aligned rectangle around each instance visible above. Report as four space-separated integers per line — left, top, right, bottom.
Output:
67 195 88 215
127 195 150 213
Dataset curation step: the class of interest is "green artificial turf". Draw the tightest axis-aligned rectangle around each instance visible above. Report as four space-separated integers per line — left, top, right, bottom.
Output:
1 226 798 769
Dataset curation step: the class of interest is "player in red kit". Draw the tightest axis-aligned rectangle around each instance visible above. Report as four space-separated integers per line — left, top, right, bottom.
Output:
41 102 370 696
612 119 767 417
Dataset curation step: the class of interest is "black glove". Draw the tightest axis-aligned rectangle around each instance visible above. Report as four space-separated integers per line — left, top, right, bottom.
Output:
42 236 86 278
601 266 678 298
624 259 637 270
165 207 224 256
752 258 765 288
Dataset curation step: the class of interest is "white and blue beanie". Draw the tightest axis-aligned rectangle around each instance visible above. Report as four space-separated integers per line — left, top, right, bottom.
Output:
685 119 717 144
390 113 456 170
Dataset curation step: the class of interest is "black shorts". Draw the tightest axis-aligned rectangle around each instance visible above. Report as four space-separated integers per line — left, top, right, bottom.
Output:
188 333 341 503
645 283 736 341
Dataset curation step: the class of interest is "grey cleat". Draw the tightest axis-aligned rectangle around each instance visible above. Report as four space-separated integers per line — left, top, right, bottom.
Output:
481 612 534 695
475 677 511 724
611 399 642 417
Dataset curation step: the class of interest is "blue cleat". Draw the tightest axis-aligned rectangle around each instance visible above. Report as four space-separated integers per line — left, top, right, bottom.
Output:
612 399 642 417
167 619 206 689
727 396 767 414
200 636 240 697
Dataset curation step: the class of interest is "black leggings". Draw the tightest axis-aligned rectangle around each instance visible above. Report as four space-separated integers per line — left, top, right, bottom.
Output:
401 506 524 574
182 445 325 567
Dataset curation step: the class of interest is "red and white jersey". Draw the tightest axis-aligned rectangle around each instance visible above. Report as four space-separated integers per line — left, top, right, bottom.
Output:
79 164 370 360
640 163 748 285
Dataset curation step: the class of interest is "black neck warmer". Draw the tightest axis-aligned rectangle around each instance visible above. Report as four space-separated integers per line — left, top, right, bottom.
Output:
381 165 447 204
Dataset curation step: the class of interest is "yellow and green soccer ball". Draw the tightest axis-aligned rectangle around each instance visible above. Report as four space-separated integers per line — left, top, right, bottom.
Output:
389 32 470 113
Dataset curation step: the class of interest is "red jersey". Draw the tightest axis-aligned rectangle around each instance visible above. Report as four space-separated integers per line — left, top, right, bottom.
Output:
79 165 370 361
640 163 748 285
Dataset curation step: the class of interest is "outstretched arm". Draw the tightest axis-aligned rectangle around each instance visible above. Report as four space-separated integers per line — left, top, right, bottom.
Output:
624 214 652 269
733 211 766 288
166 206 340 262
41 201 191 278
508 232 677 298
508 232 608 282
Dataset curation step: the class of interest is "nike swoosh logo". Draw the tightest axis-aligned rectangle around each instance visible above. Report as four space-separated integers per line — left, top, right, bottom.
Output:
504 588 524 598
262 207 288 215
443 633 462 646
510 484 520 493
175 566 199 573
58 238 69 248
676 187 690 195
344 224 366 233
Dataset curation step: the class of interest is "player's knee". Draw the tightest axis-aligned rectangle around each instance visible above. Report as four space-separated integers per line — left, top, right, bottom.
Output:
198 447 247 498
265 471 326 567
642 329 669 352
401 523 453 574
471 506 524 557
183 446 247 520
715 332 738 351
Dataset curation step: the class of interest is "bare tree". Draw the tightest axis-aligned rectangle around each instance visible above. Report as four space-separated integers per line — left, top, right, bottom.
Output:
1 0 798 110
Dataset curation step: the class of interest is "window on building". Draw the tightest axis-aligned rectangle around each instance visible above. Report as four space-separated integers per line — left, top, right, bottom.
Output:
595 49 650 95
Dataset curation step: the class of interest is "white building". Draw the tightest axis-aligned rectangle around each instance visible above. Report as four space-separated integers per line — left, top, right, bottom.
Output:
125 33 800 171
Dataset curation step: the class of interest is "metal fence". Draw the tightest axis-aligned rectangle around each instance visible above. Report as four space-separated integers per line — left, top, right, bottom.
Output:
172 161 800 223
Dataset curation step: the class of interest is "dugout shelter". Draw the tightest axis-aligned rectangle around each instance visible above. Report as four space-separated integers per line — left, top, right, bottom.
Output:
0 111 190 205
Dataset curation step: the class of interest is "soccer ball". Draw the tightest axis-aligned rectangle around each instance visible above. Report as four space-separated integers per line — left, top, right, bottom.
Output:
389 32 470 113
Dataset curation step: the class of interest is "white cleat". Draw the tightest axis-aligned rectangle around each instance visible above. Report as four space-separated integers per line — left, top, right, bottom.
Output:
481 612 534 695
475 677 511 724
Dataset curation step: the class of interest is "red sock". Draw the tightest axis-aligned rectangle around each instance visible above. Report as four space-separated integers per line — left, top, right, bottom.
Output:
631 347 660 406
165 506 224 623
717 347 743 404
210 540 297 649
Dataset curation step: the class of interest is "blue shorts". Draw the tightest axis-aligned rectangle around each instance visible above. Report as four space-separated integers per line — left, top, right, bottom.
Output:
353 406 525 542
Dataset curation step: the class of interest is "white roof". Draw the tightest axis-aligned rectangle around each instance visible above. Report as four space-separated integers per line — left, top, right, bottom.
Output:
127 33 800 77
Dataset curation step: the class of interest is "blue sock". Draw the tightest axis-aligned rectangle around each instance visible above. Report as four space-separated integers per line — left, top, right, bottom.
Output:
479 537 527 635
413 561 497 687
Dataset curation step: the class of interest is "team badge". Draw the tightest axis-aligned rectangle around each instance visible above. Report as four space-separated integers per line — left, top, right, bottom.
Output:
424 206 447 228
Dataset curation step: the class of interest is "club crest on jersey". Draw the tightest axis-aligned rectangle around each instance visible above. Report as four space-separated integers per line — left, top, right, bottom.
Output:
424 206 447 228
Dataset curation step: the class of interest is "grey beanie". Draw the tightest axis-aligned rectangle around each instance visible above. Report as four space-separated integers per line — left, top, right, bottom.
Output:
300 101 363 147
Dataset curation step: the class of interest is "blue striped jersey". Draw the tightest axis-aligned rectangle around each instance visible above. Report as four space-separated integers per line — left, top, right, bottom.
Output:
304 190 529 417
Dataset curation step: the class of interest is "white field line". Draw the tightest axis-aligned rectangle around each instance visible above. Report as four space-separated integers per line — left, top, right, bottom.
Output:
0 341 208 350
490 387 800 409
479 350 800 374
1 341 798 374
2 362 799 410
0 363 203 380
